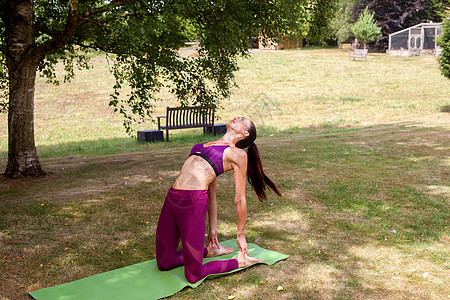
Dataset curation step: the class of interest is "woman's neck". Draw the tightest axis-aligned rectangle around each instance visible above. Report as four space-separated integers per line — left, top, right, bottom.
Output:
217 132 239 145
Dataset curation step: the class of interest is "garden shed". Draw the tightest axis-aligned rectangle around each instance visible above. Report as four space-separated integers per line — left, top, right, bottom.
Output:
387 23 443 56
254 35 301 50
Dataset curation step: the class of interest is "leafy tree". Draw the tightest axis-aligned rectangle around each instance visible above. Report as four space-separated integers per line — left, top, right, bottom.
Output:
0 0 329 178
354 0 450 50
330 0 359 45
261 0 339 47
304 0 337 45
437 18 450 79
351 7 382 48
426 0 450 21
336 26 352 45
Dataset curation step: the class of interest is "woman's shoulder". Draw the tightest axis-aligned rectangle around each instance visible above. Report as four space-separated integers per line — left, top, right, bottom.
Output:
224 146 247 161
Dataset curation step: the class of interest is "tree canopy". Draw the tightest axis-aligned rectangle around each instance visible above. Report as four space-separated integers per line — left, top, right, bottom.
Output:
329 0 359 45
2 0 310 133
351 7 382 48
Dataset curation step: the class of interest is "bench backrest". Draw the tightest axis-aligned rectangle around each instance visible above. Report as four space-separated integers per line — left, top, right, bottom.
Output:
354 49 368 55
165 106 214 129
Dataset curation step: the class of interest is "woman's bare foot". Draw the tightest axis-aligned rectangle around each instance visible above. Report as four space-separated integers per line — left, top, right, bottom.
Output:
206 245 235 258
237 251 264 268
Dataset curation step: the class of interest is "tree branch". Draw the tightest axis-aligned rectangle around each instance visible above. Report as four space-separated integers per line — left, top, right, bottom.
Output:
70 38 115 54
79 17 108 28
70 39 97 50
77 1 142 34
0 3 5 19
81 0 127 18
79 12 141 27
31 0 80 61
77 17 120 47
34 23 61 38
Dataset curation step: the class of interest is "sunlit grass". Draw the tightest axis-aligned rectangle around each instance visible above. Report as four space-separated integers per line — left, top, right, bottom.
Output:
1 49 449 164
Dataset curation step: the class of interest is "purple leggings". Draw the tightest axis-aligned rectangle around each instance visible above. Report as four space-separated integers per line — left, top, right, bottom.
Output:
155 187 239 283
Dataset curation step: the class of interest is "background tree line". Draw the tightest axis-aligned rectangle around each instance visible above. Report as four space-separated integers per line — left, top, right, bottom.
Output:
325 0 449 50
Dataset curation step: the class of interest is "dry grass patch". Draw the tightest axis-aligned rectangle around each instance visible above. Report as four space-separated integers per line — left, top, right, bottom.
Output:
348 240 449 299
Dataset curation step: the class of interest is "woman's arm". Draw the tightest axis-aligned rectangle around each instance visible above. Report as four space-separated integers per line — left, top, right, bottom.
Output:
231 149 249 255
206 177 220 249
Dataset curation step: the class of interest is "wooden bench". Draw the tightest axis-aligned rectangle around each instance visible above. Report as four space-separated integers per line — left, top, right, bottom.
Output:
349 48 368 61
157 106 215 141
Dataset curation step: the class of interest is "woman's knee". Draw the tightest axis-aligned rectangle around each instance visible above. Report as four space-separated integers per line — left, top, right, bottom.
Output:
184 271 201 283
157 258 173 271
184 261 204 283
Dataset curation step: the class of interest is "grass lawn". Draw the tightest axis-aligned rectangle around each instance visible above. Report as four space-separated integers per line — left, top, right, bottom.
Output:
0 49 449 299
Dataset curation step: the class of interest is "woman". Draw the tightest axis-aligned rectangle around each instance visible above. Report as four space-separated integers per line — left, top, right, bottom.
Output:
155 117 281 283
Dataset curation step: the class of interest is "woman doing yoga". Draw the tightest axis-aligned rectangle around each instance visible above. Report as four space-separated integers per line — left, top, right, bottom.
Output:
155 117 281 283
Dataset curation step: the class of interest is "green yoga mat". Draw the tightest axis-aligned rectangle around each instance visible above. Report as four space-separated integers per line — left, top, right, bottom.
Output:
29 239 289 300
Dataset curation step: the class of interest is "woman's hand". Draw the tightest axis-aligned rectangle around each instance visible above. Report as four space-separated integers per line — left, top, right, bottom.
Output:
236 234 248 255
206 229 220 249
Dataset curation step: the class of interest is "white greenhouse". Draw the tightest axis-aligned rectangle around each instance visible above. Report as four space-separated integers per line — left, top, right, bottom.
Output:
387 23 443 56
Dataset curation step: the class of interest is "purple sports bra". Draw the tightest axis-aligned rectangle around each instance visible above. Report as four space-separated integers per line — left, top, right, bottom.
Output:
189 143 230 176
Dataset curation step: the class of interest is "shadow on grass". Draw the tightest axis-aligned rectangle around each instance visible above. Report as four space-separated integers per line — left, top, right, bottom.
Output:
0 123 363 167
0 122 362 166
0 122 449 299
0 129 225 166
440 104 450 112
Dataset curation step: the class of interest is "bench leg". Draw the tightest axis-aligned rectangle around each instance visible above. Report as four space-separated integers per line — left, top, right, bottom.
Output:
166 129 169 142
204 126 214 135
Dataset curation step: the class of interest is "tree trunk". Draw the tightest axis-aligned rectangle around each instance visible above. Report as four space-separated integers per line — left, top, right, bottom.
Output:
3 0 45 178
5 61 44 178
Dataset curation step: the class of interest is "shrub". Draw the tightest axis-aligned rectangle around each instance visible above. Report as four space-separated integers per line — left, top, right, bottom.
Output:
352 7 382 49
437 18 450 79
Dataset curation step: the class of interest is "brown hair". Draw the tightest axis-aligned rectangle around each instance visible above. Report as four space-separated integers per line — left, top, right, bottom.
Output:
236 120 281 201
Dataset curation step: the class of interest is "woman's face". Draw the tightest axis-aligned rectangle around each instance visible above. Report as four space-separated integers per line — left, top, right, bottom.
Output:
228 117 251 136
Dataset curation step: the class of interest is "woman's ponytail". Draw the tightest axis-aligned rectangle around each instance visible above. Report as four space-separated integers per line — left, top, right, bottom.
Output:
247 143 281 202
236 120 281 202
